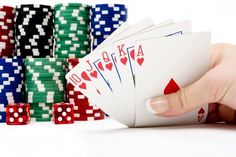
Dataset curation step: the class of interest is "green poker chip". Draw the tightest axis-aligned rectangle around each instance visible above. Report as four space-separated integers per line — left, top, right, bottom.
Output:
54 24 89 30
30 103 53 107
54 3 91 10
26 87 65 92
30 109 53 114
54 29 89 35
25 68 65 74
26 96 64 103
30 113 53 118
55 49 89 55
54 21 89 27
54 15 90 22
24 58 66 66
30 107 53 111
55 53 87 59
25 72 64 78
54 3 91 59
30 117 52 122
55 33 90 39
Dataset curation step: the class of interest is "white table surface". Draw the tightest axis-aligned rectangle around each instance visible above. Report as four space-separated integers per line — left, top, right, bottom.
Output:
1 118 236 157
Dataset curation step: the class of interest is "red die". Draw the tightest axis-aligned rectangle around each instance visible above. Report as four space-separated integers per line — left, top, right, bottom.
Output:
6 103 30 125
53 103 74 124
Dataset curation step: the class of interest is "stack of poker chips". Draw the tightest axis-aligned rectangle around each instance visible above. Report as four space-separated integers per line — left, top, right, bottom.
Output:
90 4 128 49
15 5 54 58
24 58 66 122
54 3 91 58
0 58 24 122
0 6 15 57
66 59 105 121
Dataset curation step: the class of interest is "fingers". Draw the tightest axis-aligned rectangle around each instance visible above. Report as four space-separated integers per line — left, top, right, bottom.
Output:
145 69 220 117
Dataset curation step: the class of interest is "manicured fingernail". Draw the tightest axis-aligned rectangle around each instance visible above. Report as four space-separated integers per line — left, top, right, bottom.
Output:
145 97 169 114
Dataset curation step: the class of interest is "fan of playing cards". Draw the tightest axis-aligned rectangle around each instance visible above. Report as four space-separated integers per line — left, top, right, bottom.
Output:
66 17 211 127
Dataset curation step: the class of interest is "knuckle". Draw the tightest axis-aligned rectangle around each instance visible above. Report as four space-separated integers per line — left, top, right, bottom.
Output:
176 88 188 111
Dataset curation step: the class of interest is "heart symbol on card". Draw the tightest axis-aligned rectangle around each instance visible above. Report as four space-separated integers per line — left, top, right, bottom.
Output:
98 61 104 71
105 62 113 71
90 70 97 78
79 82 86 89
81 71 91 81
120 57 127 65
164 78 180 95
130 49 135 60
137 57 144 66
197 108 205 122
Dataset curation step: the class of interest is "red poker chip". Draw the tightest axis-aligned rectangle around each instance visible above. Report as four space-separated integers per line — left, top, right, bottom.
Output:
0 36 14 42
74 109 104 115
74 114 106 121
53 102 73 106
0 5 14 12
0 28 13 35
75 112 106 117
0 52 14 56
68 98 89 103
0 19 14 27
68 58 79 63
74 105 102 111
0 14 15 20
0 44 14 50
67 93 88 99
66 89 85 95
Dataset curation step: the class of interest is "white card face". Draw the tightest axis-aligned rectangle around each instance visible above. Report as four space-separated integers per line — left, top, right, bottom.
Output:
66 17 155 126
66 59 128 124
134 32 210 127
112 20 192 127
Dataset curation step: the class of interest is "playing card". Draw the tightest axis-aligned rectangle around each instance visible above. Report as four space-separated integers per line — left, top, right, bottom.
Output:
66 17 155 126
111 20 192 126
134 32 210 127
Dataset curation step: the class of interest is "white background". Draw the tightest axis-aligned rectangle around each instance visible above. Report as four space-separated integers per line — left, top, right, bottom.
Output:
1 0 236 157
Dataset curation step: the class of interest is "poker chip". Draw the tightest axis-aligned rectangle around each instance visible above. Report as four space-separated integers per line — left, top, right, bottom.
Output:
54 3 91 58
0 58 24 123
90 4 128 49
14 5 54 58
25 58 67 122
0 5 15 57
66 58 105 121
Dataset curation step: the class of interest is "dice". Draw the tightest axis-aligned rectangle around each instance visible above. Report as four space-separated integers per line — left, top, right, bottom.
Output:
53 103 74 124
6 103 30 125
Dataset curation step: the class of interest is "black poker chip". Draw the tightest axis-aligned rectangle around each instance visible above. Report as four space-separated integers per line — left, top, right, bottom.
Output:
14 4 54 58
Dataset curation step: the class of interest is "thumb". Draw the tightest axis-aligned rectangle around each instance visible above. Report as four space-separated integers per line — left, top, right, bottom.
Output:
145 70 219 116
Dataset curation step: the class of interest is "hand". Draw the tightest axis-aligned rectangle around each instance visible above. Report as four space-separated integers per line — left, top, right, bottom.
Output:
145 43 236 124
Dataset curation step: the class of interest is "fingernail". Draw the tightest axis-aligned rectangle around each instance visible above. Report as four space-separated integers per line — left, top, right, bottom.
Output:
145 97 169 114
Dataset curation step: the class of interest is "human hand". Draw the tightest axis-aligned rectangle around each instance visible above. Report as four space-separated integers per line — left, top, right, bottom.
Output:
145 43 236 124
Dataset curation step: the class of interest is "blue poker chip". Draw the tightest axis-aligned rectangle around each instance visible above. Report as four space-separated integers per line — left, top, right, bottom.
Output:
92 36 107 49
92 4 127 9
90 14 128 21
0 72 24 78
0 58 24 64
0 95 22 100
90 21 125 29
91 28 118 36
0 91 23 97
0 77 23 84
90 9 127 16
91 4 127 12
0 95 22 101
91 16 127 22
0 112 6 123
